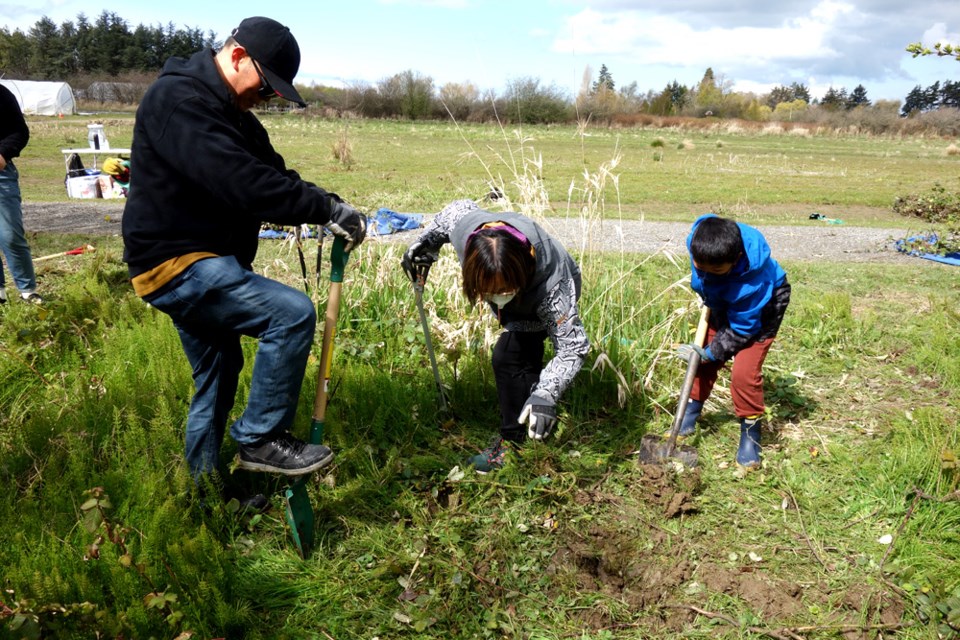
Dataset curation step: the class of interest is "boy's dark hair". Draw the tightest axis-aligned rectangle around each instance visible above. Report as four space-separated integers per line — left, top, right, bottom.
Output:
462 228 536 304
690 216 743 265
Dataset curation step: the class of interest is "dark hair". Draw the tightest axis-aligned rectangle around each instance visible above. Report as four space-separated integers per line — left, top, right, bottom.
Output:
690 216 742 265
462 228 536 304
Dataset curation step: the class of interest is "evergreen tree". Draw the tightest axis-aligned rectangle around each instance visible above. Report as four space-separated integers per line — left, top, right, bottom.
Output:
0 28 32 77
695 67 722 112
924 81 942 110
765 85 794 109
901 85 926 115
27 17 64 79
941 80 960 109
591 64 615 94
667 80 688 111
820 86 847 110
847 84 870 109
790 82 811 103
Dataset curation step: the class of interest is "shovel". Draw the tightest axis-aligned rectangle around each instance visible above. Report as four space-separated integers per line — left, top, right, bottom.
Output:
35 244 96 262
638 305 710 468
411 262 451 415
284 235 349 558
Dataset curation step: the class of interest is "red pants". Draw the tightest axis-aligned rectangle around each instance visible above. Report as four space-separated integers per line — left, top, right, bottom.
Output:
690 326 775 418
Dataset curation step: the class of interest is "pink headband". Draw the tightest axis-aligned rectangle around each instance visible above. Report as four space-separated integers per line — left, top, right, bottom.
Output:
467 222 530 247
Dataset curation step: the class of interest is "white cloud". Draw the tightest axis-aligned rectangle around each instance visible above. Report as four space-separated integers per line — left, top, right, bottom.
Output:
552 1 857 66
921 22 960 47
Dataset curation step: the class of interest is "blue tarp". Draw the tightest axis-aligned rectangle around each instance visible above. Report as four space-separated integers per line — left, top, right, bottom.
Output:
894 233 960 266
258 227 319 240
369 208 423 235
258 209 422 241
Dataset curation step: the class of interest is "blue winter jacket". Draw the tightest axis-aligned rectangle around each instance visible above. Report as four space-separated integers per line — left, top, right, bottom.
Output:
687 214 789 362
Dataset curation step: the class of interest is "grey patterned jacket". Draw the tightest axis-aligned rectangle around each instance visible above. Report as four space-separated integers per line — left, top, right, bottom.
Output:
418 200 590 402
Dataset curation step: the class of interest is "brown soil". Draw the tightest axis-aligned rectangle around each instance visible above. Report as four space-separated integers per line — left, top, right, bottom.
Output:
533 464 906 636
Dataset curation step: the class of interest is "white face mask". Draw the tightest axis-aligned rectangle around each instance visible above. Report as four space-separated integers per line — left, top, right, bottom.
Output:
484 291 517 308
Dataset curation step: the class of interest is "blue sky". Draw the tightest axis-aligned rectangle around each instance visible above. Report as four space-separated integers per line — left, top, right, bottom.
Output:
3 0 959 103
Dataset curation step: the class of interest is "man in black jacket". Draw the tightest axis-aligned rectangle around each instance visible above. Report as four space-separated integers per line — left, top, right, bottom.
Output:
122 17 366 487
0 83 41 304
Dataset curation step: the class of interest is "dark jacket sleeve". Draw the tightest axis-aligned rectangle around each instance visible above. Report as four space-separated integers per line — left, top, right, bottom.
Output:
707 280 791 361
0 88 29 162
148 92 339 226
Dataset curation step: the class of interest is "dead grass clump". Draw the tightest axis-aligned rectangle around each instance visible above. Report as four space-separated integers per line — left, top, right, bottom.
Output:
946 143 960 156
679 139 695 150
788 127 811 137
332 127 353 167
762 124 784 135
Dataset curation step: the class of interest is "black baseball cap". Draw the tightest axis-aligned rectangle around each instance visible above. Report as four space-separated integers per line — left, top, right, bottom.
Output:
231 16 306 107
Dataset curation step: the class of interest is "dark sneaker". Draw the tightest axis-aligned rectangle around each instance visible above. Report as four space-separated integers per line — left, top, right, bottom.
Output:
238 433 334 476
467 437 513 474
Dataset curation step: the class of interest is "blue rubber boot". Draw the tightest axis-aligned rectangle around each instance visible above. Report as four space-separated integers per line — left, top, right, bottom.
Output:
736 417 762 469
677 399 704 437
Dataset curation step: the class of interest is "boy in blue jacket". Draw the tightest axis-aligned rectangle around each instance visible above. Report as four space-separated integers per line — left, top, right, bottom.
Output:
676 214 790 470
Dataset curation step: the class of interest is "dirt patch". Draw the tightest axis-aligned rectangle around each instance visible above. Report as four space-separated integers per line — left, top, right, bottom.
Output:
696 561 804 619
636 462 702 518
544 522 694 631
24 202 125 236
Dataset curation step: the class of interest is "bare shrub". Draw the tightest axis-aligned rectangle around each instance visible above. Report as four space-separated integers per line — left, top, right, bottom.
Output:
914 108 960 138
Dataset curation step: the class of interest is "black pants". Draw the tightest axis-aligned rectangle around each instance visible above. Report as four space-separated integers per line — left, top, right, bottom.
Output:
492 330 547 443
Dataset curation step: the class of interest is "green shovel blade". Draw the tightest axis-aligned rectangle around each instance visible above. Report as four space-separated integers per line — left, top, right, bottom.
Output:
284 477 313 559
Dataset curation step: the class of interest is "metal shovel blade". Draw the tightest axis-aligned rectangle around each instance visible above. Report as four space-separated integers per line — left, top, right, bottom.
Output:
638 434 700 468
638 306 709 469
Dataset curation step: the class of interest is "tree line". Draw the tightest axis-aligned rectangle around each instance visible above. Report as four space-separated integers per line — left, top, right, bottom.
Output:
3 13 958 129
0 11 215 78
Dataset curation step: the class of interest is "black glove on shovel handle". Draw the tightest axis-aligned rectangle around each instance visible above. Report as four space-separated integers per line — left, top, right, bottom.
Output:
412 262 451 415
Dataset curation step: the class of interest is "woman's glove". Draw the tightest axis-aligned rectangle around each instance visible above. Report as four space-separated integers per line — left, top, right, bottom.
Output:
401 231 445 282
519 391 557 441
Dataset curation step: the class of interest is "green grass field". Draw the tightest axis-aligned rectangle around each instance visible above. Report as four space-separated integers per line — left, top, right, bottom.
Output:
19 113 960 225
1 115 959 639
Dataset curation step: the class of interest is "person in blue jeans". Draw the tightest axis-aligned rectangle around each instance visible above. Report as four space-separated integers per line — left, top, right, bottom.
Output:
0 83 41 305
121 17 366 506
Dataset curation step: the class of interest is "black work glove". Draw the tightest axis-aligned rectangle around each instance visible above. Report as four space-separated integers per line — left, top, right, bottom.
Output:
325 202 367 251
401 231 445 283
519 391 557 441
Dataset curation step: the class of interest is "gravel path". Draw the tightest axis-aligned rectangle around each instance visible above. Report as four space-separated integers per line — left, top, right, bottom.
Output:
23 201 917 264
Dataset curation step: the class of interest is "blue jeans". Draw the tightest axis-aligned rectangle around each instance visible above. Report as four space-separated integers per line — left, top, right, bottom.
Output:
146 256 317 477
0 162 37 292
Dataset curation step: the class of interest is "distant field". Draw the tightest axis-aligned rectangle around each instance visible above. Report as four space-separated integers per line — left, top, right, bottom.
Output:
18 113 960 227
